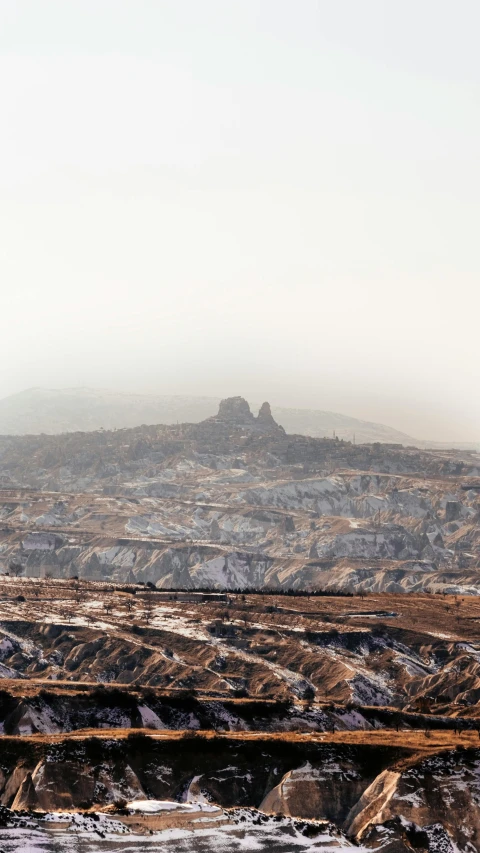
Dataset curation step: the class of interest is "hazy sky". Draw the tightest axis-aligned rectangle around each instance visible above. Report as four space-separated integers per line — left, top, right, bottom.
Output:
1 1 479 441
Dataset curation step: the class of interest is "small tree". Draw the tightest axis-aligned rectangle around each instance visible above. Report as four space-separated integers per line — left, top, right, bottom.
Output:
303 684 315 702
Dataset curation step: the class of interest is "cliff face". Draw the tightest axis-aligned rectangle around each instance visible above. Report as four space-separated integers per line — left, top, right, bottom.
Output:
346 751 480 851
260 758 371 822
0 736 478 850
10 759 144 811
0 739 404 813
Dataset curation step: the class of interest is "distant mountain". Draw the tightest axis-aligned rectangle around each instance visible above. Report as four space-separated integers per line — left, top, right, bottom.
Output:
0 387 475 449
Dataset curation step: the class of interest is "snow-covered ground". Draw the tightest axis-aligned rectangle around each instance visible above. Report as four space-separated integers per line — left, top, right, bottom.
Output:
0 808 364 852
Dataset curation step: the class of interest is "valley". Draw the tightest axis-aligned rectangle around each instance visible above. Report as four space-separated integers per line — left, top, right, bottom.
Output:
0 397 478 598
0 399 478 850
0 580 479 849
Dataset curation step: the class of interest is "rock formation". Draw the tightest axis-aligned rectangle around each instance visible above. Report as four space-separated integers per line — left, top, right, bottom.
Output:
213 396 284 433
217 396 255 424
257 401 278 428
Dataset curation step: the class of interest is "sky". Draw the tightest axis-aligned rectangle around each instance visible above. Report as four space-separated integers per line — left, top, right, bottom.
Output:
0 0 479 441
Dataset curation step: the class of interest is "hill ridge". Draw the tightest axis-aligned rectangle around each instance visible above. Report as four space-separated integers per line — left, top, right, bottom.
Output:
0 386 418 445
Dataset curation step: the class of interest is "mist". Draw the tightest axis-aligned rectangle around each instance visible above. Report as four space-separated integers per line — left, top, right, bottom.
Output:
0 0 479 441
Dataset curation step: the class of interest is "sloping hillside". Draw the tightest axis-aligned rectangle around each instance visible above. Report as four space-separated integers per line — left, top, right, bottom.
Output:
0 579 480 850
0 387 419 445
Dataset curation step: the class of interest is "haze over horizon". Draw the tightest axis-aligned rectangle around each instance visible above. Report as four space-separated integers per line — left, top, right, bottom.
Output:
1 1 479 441
0 384 477 447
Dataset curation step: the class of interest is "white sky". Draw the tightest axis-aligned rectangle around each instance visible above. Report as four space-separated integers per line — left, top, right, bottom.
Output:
0 0 478 441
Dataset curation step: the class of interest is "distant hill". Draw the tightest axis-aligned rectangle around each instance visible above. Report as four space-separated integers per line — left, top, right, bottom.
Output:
270 406 416 445
0 388 219 435
0 387 475 449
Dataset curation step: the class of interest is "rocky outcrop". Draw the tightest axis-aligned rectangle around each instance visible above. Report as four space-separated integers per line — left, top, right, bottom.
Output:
257 401 278 428
260 758 376 823
0 734 479 848
361 816 456 853
346 750 480 851
11 772 39 810
345 769 401 836
1 762 33 807
8 759 144 811
217 396 255 424
213 397 283 433
0 738 404 814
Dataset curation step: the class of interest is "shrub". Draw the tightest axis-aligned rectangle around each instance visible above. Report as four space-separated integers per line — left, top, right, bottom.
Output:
91 686 137 710
233 687 248 699
180 730 207 741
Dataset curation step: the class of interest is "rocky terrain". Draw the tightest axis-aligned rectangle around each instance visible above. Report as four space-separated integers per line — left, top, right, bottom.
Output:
0 579 478 848
0 398 478 849
2 577 480 710
0 397 477 596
